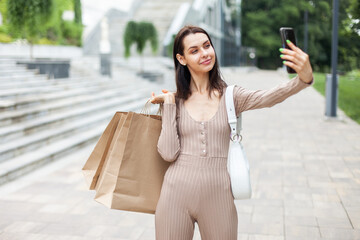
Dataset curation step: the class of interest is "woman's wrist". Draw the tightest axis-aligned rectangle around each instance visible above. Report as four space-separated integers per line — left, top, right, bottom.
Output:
299 74 313 84
164 95 175 104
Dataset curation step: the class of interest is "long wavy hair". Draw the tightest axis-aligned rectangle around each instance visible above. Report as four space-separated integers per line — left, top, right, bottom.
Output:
173 25 227 101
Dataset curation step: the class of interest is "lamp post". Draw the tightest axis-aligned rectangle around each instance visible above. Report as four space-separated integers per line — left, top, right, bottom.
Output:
304 10 308 53
236 0 241 65
325 0 339 117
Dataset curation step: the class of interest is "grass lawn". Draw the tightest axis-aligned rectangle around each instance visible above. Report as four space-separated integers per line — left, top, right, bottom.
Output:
292 72 360 124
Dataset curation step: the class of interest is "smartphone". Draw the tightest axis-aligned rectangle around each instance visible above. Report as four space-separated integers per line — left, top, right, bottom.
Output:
279 27 297 74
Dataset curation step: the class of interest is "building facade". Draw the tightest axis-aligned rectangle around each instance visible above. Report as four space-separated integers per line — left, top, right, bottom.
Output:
83 0 245 67
163 0 242 66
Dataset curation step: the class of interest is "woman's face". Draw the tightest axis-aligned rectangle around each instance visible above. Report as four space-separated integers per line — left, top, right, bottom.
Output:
177 33 216 75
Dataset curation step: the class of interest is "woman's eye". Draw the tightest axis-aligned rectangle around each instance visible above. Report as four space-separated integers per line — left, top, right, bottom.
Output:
192 50 198 54
205 44 210 48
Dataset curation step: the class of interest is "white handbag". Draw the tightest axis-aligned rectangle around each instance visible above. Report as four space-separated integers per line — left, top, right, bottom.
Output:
225 85 252 200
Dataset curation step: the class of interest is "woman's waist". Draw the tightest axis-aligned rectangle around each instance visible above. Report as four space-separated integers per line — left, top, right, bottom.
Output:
174 153 228 168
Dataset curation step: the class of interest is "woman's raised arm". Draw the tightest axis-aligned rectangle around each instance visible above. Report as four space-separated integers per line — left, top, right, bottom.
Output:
233 75 312 116
233 39 314 116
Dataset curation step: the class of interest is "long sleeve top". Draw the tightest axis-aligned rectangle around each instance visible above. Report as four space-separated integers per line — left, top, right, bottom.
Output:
157 75 313 162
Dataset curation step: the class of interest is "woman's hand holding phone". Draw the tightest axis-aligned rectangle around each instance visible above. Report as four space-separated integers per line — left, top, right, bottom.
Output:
279 40 313 84
150 89 175 104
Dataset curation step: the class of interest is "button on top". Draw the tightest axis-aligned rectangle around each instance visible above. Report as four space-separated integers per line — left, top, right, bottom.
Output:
202 150 206 153
201 122 204 125
201 132 204 135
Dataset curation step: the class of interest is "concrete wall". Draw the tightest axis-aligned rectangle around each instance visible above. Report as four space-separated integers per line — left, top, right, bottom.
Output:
0 43 83 59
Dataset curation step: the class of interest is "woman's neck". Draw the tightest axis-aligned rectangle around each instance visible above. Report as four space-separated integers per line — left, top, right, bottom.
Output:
189 72 210 95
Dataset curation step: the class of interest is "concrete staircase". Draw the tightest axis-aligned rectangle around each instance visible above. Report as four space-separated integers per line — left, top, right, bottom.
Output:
0 58 160 185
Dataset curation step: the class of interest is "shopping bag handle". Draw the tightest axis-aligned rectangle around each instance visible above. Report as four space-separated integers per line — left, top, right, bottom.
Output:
141 98 163 116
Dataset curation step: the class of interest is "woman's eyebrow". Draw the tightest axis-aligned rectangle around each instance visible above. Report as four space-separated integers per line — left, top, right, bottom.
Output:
188 40 210 51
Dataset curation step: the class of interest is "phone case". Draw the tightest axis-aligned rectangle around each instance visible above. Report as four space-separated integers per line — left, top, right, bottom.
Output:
279 27 296 74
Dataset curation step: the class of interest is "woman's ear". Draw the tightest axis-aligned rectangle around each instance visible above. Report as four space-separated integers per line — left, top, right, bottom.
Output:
176 53 186 66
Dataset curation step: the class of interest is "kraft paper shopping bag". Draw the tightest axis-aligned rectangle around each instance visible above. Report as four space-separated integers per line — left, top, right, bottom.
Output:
94 111 170 214
81 112 125 190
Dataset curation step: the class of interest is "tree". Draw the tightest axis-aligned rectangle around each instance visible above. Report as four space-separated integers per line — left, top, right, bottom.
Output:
7 0 53 58
347 0 359 33
0 0 8 25
241 0 360 72
123 21 158 73
73 0 81 25
339 0 360 71
44 0 83 46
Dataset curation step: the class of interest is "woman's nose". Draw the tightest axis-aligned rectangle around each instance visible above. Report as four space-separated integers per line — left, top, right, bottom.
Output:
200 48 209 57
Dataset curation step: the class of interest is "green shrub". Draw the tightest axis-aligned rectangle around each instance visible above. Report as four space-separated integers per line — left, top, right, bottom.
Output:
36 38 56 45
61 20 82 46
0 25 8 34
0 33 12 43
124 21 158 58
346 69 360 80
167 34 176 58
310 72 360 124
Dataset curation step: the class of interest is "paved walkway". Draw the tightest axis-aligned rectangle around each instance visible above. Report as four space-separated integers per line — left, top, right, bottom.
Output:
0 68 359 240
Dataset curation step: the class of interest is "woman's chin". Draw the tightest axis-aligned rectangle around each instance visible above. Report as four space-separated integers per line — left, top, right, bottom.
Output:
204 62 215 71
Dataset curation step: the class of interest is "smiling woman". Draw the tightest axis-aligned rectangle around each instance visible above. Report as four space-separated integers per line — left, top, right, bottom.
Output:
151 25 314 240
172 26 226 101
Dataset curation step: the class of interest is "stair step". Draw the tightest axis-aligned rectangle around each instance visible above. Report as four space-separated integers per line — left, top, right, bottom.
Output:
0 97 156 186
0 59 16 64
0 76 49 89
0 75 96 92
0 72 39 80
0 76 117 99
0 65 27 71
0 88 94 111
0 87 154 142
0 76 93 90
0 83 151 126
0 142 96 195
0 68 38 74
0 63 17 68
0 79 129 111
0 85 58 99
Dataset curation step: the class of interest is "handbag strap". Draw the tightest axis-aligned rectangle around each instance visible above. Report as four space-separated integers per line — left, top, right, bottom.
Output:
225 85 242 140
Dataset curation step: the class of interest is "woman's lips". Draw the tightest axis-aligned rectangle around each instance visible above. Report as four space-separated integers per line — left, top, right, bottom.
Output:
201 59 212 65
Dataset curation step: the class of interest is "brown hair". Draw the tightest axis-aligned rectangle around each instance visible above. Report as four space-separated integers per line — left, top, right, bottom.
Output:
173 25 227 101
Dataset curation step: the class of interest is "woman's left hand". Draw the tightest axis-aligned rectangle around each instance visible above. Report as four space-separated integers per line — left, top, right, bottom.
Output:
280 40 313 84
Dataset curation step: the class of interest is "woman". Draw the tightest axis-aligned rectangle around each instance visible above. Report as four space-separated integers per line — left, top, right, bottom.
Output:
150 25 313 240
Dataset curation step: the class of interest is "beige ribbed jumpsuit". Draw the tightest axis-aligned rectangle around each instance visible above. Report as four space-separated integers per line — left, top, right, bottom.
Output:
155 75 312 240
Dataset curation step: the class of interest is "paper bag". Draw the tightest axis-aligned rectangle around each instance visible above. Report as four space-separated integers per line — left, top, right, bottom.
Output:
81 112 124 190
94 111 170 214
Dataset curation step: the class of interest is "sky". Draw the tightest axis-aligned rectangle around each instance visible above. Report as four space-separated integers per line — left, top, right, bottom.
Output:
82 0 133 38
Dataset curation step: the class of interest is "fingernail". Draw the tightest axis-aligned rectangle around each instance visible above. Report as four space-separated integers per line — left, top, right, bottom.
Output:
162 89 168 93
280 54 284 58
279 48 284 52
286 39 291 44
283 61 286 64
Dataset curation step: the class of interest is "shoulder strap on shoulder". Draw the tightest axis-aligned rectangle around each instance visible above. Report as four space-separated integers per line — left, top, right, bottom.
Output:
225 85 242 137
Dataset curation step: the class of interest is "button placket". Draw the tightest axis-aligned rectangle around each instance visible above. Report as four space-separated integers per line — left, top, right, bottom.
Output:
200 121 206 156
